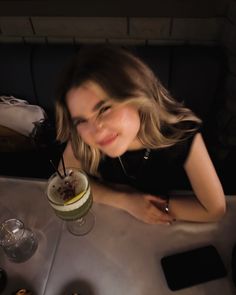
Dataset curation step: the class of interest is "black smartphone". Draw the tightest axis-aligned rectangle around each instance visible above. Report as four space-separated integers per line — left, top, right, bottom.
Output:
161 245 227 291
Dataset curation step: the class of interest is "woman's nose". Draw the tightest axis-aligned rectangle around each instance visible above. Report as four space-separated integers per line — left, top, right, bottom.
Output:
95 120 103 130
90 117 104 131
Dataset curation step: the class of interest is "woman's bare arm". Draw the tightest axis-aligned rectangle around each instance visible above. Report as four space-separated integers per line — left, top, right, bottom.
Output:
168 133 226 222
59 141 173 224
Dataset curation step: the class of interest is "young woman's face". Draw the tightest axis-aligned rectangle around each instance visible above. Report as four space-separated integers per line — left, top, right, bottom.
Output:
66 81 142 157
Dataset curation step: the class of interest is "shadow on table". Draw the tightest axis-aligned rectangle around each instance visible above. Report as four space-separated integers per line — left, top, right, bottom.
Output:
59 279 95 295
6 275 36 295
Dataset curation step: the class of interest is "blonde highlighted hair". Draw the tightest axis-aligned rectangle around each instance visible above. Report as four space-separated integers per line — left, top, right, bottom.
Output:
55 44 201 176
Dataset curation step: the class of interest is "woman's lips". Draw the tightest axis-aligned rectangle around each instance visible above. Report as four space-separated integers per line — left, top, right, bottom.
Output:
98 134 118 146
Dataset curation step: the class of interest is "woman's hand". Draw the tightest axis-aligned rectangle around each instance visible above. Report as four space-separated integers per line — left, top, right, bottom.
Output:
90 180 174 224
125 193 174 225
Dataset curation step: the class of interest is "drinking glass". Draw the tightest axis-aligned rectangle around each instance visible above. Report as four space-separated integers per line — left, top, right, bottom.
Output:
46 168 95 236
0 218 38 263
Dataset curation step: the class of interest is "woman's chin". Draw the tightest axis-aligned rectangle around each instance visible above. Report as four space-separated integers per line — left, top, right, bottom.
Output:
102 147 127 158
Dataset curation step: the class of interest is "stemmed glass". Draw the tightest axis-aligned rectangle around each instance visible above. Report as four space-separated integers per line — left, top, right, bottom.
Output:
46 167 95 236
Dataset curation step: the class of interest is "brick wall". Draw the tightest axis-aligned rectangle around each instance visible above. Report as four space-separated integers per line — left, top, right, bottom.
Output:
0 16 224 45
0 0 230 45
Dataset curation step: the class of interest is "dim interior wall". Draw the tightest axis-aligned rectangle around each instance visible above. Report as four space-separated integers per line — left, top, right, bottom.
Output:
0 0 230 45
0 16 225 46
214 0 236 160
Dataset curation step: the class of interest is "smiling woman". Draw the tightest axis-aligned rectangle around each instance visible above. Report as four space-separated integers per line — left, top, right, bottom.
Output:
55 44 226 225
66 81 141 158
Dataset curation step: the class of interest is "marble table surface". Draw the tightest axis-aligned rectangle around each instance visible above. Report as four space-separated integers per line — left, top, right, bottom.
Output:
0 176 236 295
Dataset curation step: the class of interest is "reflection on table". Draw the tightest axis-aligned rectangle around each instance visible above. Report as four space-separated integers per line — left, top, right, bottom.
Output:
0 176 236 295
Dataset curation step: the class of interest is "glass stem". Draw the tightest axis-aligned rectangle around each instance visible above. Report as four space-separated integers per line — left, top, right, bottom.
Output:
76 217 85 226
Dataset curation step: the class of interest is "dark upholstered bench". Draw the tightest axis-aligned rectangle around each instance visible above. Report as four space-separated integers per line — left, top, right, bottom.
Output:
0 43 234 194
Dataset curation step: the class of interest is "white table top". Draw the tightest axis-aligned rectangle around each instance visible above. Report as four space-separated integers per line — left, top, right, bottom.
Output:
0 176 236 295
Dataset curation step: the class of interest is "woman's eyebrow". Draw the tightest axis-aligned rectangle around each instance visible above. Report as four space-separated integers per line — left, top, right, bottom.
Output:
71 99 107 122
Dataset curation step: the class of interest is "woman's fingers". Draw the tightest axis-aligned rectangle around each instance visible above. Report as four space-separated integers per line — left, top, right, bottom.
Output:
140 202 172 224
126 193 174 225
144 195 173 222
149 207 173 223
143 213 172 225
144 194 168 204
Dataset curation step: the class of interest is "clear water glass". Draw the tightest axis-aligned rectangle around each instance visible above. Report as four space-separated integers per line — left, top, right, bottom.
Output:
0 218 38 263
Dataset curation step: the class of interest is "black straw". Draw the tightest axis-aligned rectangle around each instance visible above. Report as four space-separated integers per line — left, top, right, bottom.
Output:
61 155 67 177
50 159 63 179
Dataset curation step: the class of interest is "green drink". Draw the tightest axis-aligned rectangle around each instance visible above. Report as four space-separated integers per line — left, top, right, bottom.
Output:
46 168 95 236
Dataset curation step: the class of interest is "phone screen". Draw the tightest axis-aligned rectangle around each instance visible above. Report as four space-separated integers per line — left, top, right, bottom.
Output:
161 245 227 291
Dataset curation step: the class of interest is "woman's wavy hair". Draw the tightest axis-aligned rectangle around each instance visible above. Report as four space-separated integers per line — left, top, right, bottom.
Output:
55 44 201 176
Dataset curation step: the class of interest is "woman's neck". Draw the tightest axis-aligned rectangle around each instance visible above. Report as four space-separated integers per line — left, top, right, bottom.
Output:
127 137 145 151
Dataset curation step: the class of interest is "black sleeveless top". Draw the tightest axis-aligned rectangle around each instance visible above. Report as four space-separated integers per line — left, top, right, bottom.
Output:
98 129 200 196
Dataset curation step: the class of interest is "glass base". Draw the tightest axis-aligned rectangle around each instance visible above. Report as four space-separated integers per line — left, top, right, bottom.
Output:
2 228 38 263
66 211 95 236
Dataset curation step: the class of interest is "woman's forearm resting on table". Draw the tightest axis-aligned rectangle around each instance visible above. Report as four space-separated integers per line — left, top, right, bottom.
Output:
90 180 174 225
168 194 226 222
91 180 225 223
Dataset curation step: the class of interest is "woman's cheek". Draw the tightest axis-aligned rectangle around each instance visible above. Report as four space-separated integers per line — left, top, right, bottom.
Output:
76 126 88 141
119 110 140 129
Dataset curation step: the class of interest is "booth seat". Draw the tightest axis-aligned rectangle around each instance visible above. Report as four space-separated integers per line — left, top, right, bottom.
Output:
0 43 234 194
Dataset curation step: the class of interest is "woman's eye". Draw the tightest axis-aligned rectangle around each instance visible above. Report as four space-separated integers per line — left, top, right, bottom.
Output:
72 118 86 127
99 105 111 116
